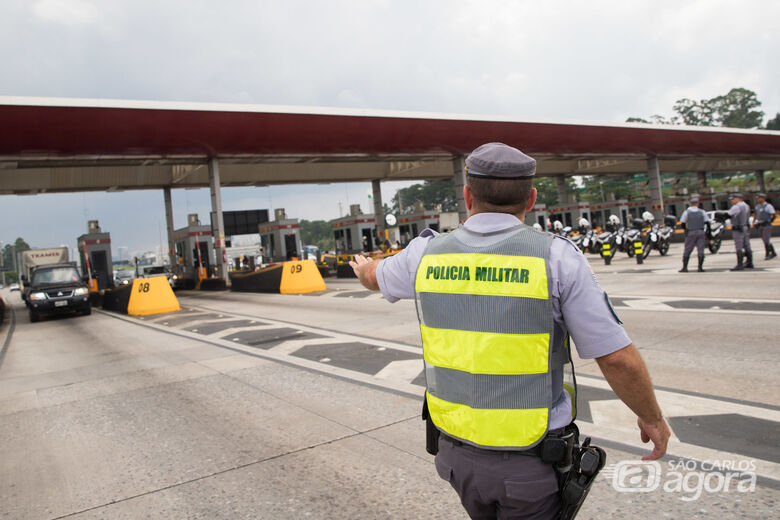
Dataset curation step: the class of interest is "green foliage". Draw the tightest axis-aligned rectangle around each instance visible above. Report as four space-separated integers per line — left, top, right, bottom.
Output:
3 270 18 283
299 220 335 251
628 87 765 129
765 113 780 130
391 180 457 214
578 175 637 203
2 238 30 270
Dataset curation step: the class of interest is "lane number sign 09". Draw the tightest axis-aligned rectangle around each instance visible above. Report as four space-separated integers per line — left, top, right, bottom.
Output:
290 264 303 274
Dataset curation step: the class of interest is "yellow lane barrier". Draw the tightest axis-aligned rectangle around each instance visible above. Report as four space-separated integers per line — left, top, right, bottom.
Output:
127 276 181 316
280 260 327 294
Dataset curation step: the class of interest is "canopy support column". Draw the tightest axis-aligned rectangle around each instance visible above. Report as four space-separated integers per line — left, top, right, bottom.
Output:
208 158 228 282
453 156 467 221
697 171 708 192
755 170 766 193
372 179 384 242
163 186 176 268
647 156 664 221
556 176 568 204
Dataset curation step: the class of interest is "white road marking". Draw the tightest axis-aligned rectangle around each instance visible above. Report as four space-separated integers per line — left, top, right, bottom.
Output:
374 359 423 382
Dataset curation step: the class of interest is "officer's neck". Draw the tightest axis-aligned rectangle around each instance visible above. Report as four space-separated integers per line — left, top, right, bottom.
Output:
469 208 526 221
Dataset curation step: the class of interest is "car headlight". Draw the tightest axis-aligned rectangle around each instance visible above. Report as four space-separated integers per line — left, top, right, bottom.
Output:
29 292 47 301
172 275 178 280
74 287 89 296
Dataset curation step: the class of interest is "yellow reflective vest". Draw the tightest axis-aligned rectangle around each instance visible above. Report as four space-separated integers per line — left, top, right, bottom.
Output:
415 224 571 449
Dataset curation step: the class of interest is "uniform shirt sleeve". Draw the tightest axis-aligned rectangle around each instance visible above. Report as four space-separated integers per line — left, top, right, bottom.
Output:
549 237 631 359
727 204 740 217
376 229 438 302
768 203 776 216
680 209 689 223
702 209 709 221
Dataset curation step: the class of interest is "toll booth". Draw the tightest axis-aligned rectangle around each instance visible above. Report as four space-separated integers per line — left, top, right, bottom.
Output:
438 212 460 233
77 220 114 291
259 208 302 263
589 200 629 229
663 196 692 220
226 245 263 271
331 204 376 253
625 199 648 220
548 203 591 229
524 204 547 229
173 214 214 289
397 209 440 246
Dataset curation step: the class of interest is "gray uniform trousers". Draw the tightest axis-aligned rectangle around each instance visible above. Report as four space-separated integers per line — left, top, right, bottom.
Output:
435 437 561 520
732 229 752 254
683 230 706 258
759 224 773 246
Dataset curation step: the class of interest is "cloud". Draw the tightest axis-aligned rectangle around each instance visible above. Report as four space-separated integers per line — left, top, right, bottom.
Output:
32 0 99 25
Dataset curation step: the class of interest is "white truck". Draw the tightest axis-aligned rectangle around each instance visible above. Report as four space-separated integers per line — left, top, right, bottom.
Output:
18 247 70 302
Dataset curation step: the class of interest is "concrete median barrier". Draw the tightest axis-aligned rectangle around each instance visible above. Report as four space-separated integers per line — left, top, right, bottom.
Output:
231 260 326 294
101 284 133 314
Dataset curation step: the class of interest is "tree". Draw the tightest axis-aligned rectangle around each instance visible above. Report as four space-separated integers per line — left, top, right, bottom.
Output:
765 112 780 130
627 87 764 128
672 98 715 126
299 220 334 251
391 180 457 214
710 88 764 128
2 237 30 270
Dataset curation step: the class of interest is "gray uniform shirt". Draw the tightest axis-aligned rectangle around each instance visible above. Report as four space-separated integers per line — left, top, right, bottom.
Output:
680 207 708 230
376 212 631 429
728 201 751 227
755 202 776 224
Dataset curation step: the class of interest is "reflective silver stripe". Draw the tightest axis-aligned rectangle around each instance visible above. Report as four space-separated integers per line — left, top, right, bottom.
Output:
426 362 550 409
418 292 549 334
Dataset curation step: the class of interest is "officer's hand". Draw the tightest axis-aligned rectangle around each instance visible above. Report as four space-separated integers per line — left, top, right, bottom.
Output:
349 254 379 291
637 416 671 461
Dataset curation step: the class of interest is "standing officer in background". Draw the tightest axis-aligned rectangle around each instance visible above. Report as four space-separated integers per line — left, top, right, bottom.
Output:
678 196 709 272
350 143 670 520
720 193 754 271
754 193 777 260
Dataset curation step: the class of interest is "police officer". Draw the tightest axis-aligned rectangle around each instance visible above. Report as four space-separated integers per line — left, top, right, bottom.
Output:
722 193 754 271
678 196 709 272
754 193 777 260
349 143 670 519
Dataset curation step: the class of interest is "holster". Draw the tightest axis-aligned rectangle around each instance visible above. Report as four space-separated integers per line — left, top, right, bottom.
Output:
421 398 439 456
556 437 607 520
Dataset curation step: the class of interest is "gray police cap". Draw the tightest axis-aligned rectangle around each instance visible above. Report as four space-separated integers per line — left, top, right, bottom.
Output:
689 196 700 203
757 192 767 199
729 192 743 199
465 142 536 179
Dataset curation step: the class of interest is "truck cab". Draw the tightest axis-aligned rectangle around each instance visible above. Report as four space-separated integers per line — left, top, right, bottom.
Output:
26 263 91 322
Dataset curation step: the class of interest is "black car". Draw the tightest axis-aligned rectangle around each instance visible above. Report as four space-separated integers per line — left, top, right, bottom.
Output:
26 264 91 322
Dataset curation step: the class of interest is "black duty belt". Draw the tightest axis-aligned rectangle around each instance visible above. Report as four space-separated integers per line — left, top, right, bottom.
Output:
440 425 573 462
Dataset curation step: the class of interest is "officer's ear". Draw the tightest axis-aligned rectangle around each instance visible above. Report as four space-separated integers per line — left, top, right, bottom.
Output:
464 185 474 211
525 187 537 213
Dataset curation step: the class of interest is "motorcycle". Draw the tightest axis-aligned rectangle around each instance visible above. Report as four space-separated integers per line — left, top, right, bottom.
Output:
624 219 644 258
705 219 724 253
577 218 597 254
641 215 675 258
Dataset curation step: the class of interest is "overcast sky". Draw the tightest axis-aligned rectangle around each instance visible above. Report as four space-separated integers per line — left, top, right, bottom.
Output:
1 0 778 258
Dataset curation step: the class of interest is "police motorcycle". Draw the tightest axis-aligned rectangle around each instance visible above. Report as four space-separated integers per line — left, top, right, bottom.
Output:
596 215 621 264
704 219 724 253
576 218 599 254
640 211 673 258
622 218 644 258
551 220 564 235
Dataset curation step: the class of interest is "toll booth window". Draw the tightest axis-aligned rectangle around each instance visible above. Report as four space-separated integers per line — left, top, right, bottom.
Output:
564 213 572 227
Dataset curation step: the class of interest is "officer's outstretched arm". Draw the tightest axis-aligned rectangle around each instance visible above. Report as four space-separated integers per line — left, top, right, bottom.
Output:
349 254 380 291
595 344 671 460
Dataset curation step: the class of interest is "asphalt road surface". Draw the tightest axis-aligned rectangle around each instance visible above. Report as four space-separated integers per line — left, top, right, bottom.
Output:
1 239 778 519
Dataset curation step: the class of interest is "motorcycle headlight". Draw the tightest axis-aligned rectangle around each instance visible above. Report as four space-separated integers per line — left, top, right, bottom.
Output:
74 287 89 296
29 291 47 301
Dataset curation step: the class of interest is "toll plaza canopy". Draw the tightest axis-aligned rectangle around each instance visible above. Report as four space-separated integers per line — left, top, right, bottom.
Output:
1 96 779 195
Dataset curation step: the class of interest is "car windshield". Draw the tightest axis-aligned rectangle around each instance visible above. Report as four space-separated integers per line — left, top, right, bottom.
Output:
116 271 134 279
144 267 166 275
32 267 80 285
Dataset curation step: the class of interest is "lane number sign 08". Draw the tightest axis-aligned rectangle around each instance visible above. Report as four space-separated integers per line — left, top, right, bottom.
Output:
138 282 151 293
290 264 303 274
